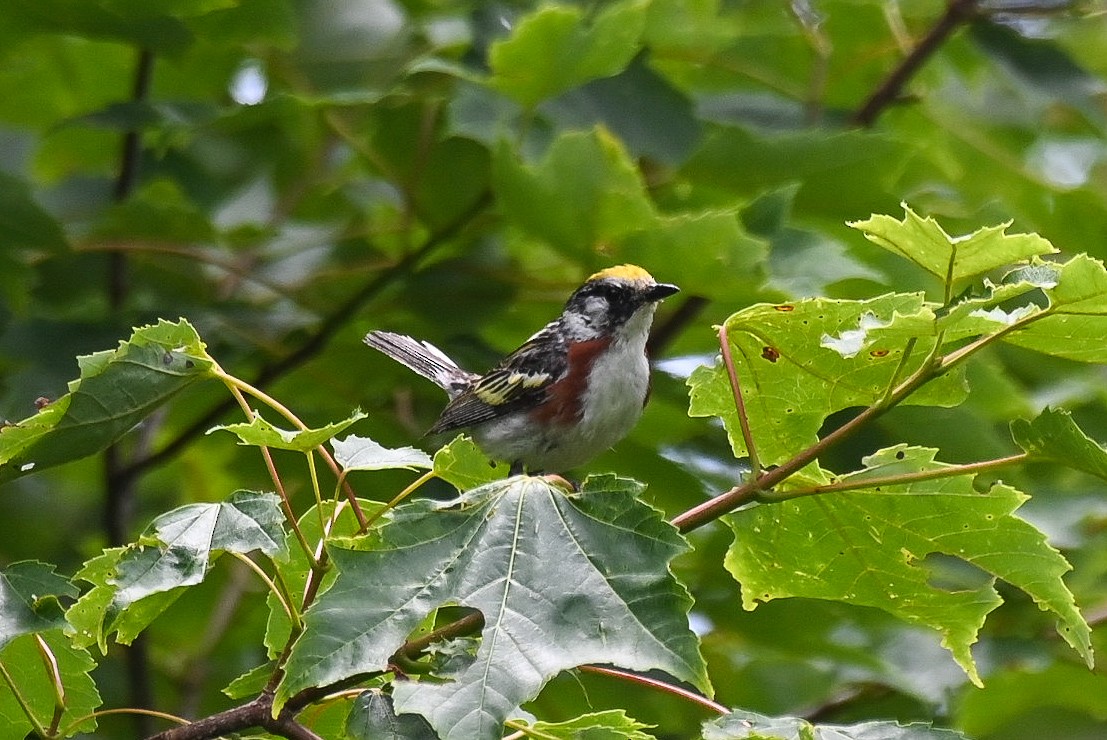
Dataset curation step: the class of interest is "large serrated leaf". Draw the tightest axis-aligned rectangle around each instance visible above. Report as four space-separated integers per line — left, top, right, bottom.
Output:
275 475 708 739
0 319 214 483
726 446 1092 683
703 709 969 740
849 205 1057 284
688 295 966 465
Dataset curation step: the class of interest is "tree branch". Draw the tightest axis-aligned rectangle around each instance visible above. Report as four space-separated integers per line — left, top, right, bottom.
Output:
120 188 493 479
851 0 980 128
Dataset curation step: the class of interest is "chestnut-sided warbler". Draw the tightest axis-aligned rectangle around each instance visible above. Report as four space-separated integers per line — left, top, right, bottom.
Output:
365 265 678 474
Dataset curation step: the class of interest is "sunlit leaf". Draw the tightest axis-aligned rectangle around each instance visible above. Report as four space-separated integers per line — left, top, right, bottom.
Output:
727 446 1092 683
849 205 1057 285
0 631 101 738
210 410 367 452
332 435 433 472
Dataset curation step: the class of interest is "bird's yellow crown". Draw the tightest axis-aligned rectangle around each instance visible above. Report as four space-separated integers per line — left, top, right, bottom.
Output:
587 264 654 283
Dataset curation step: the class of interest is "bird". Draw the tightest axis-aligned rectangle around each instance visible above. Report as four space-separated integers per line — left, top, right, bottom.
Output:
364 265 679 475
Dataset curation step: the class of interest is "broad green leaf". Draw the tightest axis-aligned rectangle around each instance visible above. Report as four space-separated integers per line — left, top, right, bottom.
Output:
1002 255 1107 362
702 709 968 740
209 410 366 452
275 475 708 740
1011 407 1107 482
432 436 505 490
0 171 67 251
0 631 101 738
727 446 1092 683
7 0 195 54
688 295 966 465
67 491 285 650
519 709 655 739
346 689 437 740
849 205 1057 285
332 435 433 472
489 0 646 107
0 319 214 483
0 561 78 649
492 129 655 258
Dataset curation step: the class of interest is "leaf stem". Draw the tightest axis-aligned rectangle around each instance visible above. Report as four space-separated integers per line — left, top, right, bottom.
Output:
229 552 300 629
214 367 369 531
60 707 190 737
0 655 47 738
214 367 317 568
718 323 762 479
361 469 437 531
578 664 730 716
33 634 65 736
762 451 1030 502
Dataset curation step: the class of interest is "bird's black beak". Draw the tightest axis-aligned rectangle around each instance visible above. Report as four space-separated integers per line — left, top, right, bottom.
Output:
648 283 680 301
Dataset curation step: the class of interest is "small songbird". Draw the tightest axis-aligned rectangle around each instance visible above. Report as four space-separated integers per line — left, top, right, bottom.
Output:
365 265 679 474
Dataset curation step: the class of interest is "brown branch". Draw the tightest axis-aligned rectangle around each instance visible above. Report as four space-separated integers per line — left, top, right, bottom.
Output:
851 0 980 128
144 693 321 740
105 45 157 739
647 295 708 356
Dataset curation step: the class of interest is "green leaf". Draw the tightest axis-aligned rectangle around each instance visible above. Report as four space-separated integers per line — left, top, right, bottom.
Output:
0 319 215 483
688 295 966 465
849 205 1057 285
702 709 968 740
432 436 506 490
0 631 101 738
1011 407 1107 482
489 0 646 107
727 446 1092 684
0 171 67 251
209 410 366 452
332 435 433 472
1002 255 1107 362
519 709 655 739
0 561 78 650
67 491 285 650
492 129 655 258
346 689 437 740
275 475 708 739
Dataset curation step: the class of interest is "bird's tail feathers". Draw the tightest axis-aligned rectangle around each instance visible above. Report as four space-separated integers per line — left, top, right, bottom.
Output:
364 331 476 397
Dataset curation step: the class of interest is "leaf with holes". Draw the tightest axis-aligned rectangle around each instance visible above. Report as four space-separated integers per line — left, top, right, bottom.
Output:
210 410 367 452
727 446 1091 684
688 294 966 465
275 475 708 739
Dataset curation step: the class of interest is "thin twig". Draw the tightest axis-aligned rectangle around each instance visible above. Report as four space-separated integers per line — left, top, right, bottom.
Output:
120 188 493 480
764 451 1029 502
718 324 761 478
578 665 730 716
852 0 980 127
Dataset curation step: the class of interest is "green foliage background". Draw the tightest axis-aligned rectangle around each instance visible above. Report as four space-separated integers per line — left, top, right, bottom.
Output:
3 0 1107 738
